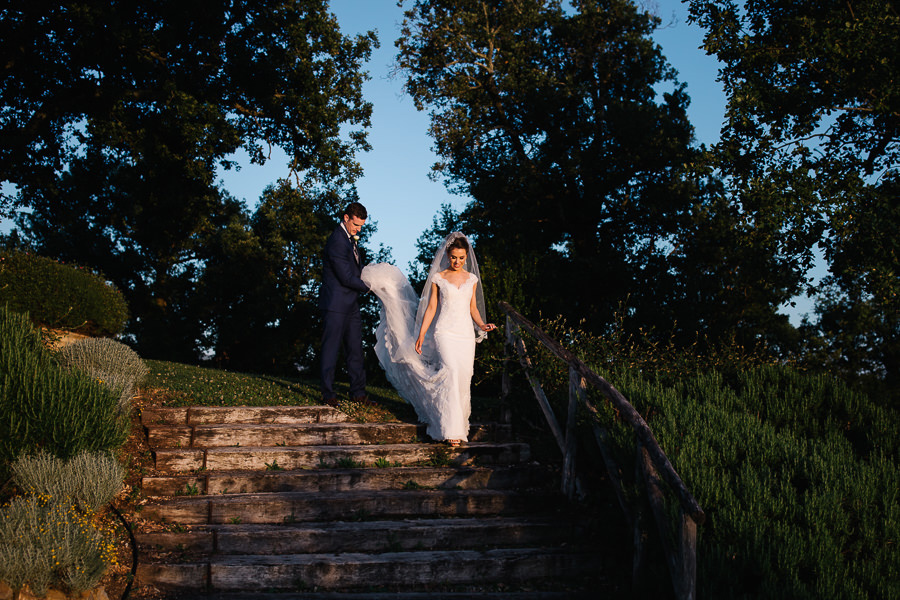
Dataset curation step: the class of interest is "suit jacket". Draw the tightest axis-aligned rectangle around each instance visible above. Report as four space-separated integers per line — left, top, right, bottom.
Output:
319 225 369 313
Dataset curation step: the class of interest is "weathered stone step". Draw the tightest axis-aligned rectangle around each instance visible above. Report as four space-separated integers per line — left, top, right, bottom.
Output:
147 421 511 449
137 547 604 591
153 442 531 472
137 516 583 556
142 464 555 496
206 593 597 600
141 489 559 524
141 405 348 427
207 593 596 600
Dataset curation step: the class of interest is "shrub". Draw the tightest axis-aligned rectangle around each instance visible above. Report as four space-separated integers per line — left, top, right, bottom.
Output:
0 250 128 336
588 365 898 599
0 493 116 595
630 370 900 600
11 450 124 513
505 316 899 599
56 337 148 414
0 307 129 479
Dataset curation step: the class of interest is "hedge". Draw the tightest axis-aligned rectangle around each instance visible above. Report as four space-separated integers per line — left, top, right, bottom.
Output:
0 250 128 336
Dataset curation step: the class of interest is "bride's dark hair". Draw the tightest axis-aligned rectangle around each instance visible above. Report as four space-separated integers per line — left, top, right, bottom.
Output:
446 236 470 255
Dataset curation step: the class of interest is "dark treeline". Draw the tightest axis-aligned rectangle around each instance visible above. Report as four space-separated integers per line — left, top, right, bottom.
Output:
398 0 898 403
0 0 380 372
1 0 896 403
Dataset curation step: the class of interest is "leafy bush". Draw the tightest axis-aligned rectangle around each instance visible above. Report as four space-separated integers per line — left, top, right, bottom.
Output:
0 493 116 595
506 315 899 599
0 250 128 336
57 337 148 414
606 368 899 599
11 450 124 513
0 307 129 479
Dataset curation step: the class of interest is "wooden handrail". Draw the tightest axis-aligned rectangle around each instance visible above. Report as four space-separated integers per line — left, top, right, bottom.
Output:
497 301 705 525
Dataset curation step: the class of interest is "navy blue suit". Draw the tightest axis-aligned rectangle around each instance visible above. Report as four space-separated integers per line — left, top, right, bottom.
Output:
319 225 369 400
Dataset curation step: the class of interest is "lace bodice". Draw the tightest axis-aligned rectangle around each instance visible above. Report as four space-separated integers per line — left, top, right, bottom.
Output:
432 272 477 339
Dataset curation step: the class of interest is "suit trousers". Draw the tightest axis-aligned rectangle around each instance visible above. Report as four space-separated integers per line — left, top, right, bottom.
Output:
320 308 366 399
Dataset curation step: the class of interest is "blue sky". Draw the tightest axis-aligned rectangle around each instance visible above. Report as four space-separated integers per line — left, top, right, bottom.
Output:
219 0 728 271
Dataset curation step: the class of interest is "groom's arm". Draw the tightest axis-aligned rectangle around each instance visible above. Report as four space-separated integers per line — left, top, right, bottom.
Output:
326 235 369 294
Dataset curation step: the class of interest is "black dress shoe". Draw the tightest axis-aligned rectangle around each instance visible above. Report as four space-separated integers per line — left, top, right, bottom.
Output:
322 396 339 407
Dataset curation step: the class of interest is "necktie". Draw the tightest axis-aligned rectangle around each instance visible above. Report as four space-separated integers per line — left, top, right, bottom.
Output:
351 237 360 264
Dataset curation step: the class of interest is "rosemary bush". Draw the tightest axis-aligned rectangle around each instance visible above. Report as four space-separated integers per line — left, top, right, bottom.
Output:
11 450 124 513
0 307 129 479
506 316 899 599
0 493 115 595
622 369 900 600
56 337 148 414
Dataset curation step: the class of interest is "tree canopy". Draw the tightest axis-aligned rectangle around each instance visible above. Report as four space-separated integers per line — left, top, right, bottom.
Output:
688 0 899 389
2 1 377 366
1 1 376 209
397 0 698 329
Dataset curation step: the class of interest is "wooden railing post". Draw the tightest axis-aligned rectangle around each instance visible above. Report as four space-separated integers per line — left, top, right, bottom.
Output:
641 445 697 600
679 512 698 600
496 301 703 599
499 315 514 424
562 367 581 499
632 442 649 595
511 324 566 453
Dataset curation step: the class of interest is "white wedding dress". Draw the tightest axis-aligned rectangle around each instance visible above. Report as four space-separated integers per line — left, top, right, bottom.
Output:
361 262 477 441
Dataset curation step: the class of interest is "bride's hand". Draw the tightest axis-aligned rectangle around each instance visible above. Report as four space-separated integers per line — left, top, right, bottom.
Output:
481 323 497 332
415 337 423 354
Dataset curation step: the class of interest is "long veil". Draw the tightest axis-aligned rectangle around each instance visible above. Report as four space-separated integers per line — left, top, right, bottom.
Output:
361 232 487 439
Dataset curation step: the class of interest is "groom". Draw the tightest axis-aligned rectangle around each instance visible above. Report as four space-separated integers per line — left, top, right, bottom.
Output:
319 201 372 407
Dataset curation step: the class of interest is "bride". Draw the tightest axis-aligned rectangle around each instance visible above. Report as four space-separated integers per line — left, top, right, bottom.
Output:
361 232 496 446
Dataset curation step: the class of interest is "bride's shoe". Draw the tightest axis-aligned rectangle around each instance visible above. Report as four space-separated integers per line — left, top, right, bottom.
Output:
447 439 461 447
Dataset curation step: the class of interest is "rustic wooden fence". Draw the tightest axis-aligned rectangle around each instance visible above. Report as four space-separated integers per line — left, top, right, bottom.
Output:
497 301 705 600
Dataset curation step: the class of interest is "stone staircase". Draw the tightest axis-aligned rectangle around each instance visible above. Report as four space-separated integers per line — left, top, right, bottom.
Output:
134 405 607 597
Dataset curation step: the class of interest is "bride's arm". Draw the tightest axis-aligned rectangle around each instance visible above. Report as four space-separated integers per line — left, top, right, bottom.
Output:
470 286 496 332
415 282 439 354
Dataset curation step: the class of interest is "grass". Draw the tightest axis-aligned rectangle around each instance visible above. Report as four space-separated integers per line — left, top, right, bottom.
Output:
141 359 501 425
143 359 320 408
142 359 420 422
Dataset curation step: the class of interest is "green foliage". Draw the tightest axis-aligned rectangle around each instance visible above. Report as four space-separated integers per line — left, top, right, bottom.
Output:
1 0 376 211
194 182 376 373
0 494 115 595
402 480 428 490
0 307 129 479
57 337 148 414
511 315 899 599
687 0 900 389
628 371 899 599
397 0 697 328
10 450 124 514
334 457 366 469
143 359 320 407
3 1 377 365
0 250 128 336
422 446 452 467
